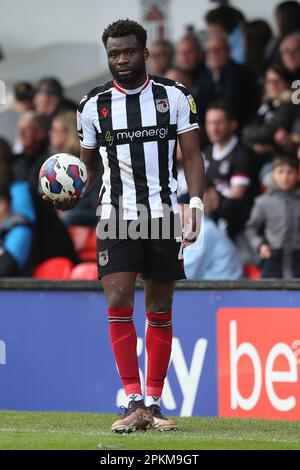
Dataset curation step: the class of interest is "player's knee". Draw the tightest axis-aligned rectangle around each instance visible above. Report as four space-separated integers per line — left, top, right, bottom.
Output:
147 310 172 328
146 300 172 313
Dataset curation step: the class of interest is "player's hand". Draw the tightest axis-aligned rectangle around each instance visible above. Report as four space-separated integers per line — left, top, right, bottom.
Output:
260 243 272 259
42 195 81 211
182 207 202 248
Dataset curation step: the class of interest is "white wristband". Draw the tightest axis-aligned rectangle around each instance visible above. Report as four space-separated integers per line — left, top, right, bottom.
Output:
189 196 204 212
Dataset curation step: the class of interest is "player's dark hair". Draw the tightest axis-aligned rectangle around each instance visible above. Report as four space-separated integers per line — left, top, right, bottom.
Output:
206 101 236 121
273 153 299 171
0 184 11 205
102 19 147 48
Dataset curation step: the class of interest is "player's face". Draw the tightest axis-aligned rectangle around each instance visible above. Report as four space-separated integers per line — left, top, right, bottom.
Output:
106 35 148 87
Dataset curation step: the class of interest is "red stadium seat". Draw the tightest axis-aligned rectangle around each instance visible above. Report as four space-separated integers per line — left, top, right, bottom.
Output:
33 257 74 280
244 264 262 279
68 226 97 261
70 262 98 280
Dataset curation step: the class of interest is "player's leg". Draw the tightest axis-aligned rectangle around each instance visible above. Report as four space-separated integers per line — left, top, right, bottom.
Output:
102 271 140 395
141 212 184 431
101 271 153 433
143 279 178 431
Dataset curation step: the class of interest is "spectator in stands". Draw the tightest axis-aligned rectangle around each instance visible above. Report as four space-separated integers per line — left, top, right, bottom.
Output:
205 4 246 64
274 110 300 152
204 102 256 238
0 138 36 275
246 154 300 278
12 82 35 115
183 181 243 280
49 112 100 227
244 20 273 79
0 137 36 226
49 112 81 156
175 35 205 98
13 111 49 191
34 77 76 128
242 64 297 180
164 68 192 91
11 82 36 154
148 39 174 76
0 184 34 277
279 32 300 82
265 1 300 66
195 34 258 126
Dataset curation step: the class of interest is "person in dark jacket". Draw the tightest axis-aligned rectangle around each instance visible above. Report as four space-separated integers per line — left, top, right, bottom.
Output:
245 153 300 278
13 111 50 190
195 34 258 126
204 102 257 238
33 77 77 130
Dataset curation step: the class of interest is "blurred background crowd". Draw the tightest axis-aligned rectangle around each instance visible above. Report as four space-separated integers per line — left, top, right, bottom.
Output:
0 0 300 280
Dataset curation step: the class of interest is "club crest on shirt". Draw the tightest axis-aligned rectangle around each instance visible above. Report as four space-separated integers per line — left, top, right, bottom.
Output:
155 98 169 113
99 250 109 266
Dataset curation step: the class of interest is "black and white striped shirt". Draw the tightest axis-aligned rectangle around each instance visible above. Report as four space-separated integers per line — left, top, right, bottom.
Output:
77 75 199 220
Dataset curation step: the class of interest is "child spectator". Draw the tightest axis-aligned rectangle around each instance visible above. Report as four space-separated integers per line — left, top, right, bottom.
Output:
245 154 300 278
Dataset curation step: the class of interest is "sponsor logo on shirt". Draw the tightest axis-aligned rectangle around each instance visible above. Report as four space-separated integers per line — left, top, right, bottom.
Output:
188 96 197 114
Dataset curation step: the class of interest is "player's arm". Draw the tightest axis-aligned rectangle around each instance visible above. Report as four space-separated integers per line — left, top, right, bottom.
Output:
179 129 205 201
80 146 100 194
176 88 205 246
179 129 205 246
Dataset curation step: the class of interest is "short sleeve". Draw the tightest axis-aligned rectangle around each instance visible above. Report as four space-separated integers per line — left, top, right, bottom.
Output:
176 87 199 135
230 147 253 186
77 96 97 149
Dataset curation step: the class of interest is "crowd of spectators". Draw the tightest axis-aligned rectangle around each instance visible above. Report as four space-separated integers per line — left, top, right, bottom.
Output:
0 1 300 280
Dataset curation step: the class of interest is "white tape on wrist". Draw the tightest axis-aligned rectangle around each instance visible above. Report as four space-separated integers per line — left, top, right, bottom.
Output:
189 196 204 212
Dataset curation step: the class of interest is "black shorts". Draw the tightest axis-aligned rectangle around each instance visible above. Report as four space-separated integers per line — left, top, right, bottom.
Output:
96 211 185 281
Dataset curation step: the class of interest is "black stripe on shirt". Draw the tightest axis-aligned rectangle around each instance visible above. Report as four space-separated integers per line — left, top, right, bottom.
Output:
97 90 123 211
125 93 151 213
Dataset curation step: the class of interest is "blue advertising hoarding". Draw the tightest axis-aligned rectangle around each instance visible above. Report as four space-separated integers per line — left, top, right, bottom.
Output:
1 283 300 418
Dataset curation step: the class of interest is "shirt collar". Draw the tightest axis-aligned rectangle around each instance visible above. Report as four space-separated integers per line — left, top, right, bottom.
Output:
113 75 150 95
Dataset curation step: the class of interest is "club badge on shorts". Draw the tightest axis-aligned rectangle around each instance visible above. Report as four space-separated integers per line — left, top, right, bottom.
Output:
99 250 109 266
155 99 169 113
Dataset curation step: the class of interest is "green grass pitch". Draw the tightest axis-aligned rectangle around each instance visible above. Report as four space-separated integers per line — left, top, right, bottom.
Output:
0 411 300 450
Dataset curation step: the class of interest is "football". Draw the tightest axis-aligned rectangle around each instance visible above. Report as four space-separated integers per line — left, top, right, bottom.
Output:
39 153 87 201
